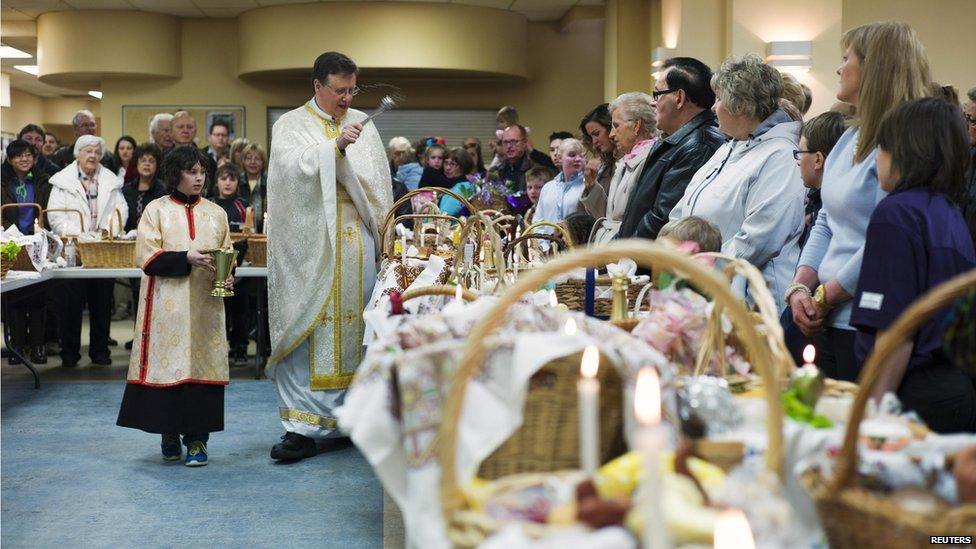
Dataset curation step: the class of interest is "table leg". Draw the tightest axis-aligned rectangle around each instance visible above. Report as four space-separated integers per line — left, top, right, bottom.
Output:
255 280 267 379
2 301 40 389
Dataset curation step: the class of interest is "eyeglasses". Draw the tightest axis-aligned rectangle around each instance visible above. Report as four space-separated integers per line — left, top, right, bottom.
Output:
792 149 814 160
652 88 680 100
502 139 525 146
463 143 479 149
324 83 361 97
443 159 459 166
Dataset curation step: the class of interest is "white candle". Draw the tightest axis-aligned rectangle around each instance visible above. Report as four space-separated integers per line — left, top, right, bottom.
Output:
454 284 463 304
549 289 558 307
60 222 67 237
400 234 407 264
635 367 670 549
713 509 755 549
803 344 816 367
578 345 600 477
263 212 268 234
564 317 577 336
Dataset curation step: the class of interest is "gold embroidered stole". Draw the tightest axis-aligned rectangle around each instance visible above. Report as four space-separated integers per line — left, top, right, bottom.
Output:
304 105 366 390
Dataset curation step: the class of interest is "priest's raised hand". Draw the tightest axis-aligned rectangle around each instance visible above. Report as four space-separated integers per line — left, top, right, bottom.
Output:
337 122 363 151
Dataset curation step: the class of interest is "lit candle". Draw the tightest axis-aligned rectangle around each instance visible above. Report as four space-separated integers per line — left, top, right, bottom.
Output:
578 345 600 477
713 508 755 549
263 212 269 234
803 344 816 367
549 289 558 307
564 317 577 336
635 367 670 549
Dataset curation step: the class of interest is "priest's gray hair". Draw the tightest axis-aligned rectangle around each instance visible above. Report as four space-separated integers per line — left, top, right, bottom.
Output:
711 53 783 120
74 135 105 158
149 113 173 142
72 109 95 127
609 92 657 137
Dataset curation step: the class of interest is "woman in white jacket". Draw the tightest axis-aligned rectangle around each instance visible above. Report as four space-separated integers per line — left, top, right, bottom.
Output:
669 54 804 311
47 135 128 368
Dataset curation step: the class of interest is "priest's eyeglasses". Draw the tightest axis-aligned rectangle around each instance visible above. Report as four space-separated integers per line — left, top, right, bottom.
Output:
325 84 361 97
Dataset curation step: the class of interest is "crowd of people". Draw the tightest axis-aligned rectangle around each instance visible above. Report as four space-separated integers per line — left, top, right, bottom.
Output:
2 20 976 436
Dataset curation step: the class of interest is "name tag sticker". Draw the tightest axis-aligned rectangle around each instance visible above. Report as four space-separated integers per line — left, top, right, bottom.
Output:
859 292 884 311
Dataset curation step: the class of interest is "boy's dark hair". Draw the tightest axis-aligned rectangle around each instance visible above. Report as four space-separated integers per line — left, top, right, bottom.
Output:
312 51 358 86
549 131 574 142
661 57 716 109
658 216 722 253
877 98 970 205
802 111 849 158
525 166 554 184
133 142 162 169
44 132 60 145
5 139 35 161
563 211 596 246
160 145 209 193
18 123 45 141
215 163 241 182
209 120 231 134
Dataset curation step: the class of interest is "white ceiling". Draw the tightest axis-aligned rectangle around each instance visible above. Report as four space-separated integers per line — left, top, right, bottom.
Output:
1 0 603 22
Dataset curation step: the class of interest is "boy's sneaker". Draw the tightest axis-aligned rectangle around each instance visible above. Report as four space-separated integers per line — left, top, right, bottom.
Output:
185 440 208 467
161 434 182 461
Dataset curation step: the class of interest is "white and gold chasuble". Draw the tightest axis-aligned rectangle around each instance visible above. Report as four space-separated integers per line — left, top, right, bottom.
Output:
266 100 392 434
127 197 232 386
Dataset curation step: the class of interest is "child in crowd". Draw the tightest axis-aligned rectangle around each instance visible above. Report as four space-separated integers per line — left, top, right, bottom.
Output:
535 139 586 226
523 166 553 224
794 111 850 245
657 216 722 254
117 145 234 466
212 163 251 367
851 98 975 433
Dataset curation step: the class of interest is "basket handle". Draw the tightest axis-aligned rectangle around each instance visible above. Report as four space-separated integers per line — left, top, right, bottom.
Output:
829 268 976 491
503 232 562 264
42 208 86 235
0 203 43 229
450 211 504 290
402 284 478 303
382 213 464 257
524 221 573 247
436 240 785 521
381 187 476 242
694 252 797 379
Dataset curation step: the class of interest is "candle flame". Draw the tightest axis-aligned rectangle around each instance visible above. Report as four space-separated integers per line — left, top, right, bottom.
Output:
580 345 599 379
549 289 558 307
564 318 577 336
713 508 755 549
634 367 661 425
803 344 815 364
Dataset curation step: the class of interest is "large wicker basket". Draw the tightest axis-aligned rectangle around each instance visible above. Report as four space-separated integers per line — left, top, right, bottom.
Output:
380 188 477 258
1 203 43 272
800 269 976 549
437 240 785 546
45 208 136 268
555 276 649 317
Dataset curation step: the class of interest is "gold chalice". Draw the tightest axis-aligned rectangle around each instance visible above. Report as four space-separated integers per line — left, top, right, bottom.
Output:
207 248 239 297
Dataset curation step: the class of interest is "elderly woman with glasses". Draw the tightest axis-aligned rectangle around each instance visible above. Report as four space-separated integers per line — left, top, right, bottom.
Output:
582 92 658 243
669 53 804 313
47 135 129 368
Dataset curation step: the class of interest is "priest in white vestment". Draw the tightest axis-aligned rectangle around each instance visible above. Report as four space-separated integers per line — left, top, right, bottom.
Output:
266 51 393 461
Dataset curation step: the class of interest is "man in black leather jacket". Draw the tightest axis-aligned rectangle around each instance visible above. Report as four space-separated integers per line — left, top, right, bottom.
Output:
617 57 726 240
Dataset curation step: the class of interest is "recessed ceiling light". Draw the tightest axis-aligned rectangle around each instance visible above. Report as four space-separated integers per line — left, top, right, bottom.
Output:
88 90 103 99
13 65 39 76
1 45 33 59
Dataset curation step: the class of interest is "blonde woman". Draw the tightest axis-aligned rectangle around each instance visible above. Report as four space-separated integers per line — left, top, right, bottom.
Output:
582 92 658 243
786 21 931 381
239 142 268 232
228 137 251 170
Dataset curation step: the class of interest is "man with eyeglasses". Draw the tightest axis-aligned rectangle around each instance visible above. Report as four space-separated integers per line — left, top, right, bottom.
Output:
52 110 116 171
616 57 725 240
497 125 556 192
265 51 392 462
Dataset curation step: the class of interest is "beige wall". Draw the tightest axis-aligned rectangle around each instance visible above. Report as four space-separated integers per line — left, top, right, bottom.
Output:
603 0 653 100
101 17 604 151
843 0 976 94
1 89 43 135
1 89 100 142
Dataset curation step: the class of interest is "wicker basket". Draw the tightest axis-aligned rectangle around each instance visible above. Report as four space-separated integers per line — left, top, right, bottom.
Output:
800 269 976 549
245 234 267 266
555 276 649 317
75 210 135 268
437 240 785 546
401 284 478 304
0 258 11 279
1 203 42 272
380 188 477 253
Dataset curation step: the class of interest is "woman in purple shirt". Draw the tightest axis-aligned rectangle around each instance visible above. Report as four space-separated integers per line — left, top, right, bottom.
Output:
852 98 975 433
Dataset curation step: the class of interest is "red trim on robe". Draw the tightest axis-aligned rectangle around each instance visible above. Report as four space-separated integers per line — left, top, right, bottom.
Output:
234 201 246 224
169 197 198 240
138 275 156 382
126 378 229 388
142 250 165 273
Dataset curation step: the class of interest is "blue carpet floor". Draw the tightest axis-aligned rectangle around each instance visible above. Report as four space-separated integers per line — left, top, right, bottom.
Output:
1 380 383 548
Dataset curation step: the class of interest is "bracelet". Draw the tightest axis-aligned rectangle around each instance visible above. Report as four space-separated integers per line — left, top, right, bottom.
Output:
783 282 812 305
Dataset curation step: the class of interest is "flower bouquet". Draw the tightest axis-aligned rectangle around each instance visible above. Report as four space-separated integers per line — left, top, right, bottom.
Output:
452 174 531 216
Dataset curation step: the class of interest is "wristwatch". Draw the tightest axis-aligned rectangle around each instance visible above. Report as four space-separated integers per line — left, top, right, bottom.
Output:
813 284 831 314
